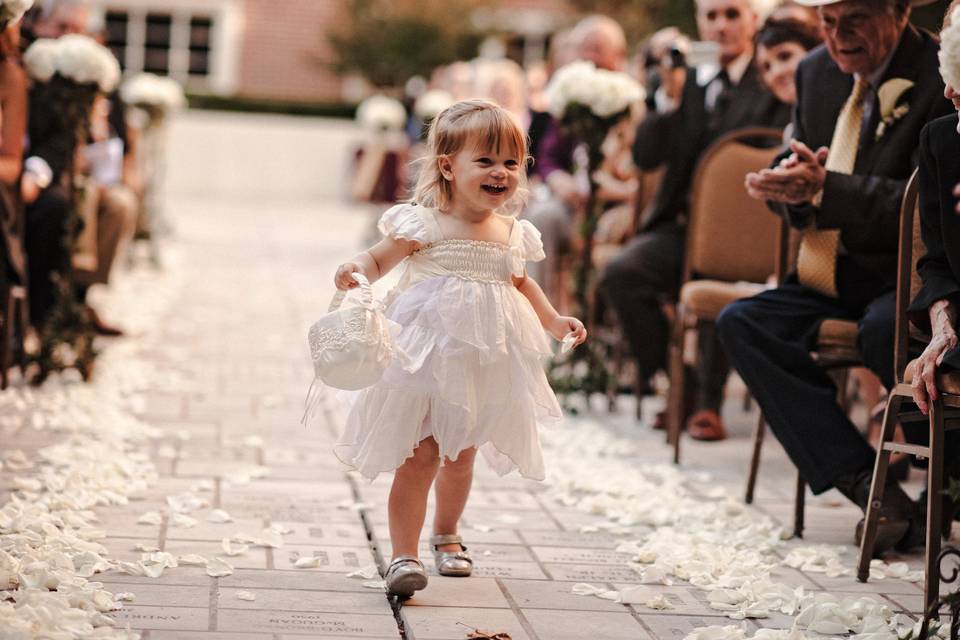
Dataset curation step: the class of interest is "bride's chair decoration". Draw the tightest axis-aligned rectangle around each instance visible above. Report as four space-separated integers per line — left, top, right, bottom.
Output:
23 34 120 380
543 60 643 399
0 0 33 22
352 95 409 204
120 73 186 258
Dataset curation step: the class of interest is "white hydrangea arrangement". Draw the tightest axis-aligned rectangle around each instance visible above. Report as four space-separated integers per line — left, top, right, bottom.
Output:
24 34 121 92
939 6 960 93
413 89 454 121
545 60 644 120
120 72 186 112
355 94 406 132
0 0 33 23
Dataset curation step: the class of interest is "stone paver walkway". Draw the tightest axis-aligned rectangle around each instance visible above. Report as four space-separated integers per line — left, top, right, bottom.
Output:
0 111 943 640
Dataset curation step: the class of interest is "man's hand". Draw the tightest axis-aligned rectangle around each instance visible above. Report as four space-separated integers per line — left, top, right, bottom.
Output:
745 140 828 205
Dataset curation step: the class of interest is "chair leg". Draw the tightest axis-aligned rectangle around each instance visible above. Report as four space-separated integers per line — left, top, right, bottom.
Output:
794 473 806 539
15 286 29 375
923 395 946 630
745 413 765 504
857 394 903 582
666 311 687 465
0 287 14 390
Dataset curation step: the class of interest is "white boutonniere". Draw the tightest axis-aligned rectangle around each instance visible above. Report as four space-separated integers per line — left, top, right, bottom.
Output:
874 78 913 141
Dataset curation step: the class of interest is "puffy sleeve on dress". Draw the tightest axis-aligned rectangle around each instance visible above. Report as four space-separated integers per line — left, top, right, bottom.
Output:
518 219 546 262
378 203 430 244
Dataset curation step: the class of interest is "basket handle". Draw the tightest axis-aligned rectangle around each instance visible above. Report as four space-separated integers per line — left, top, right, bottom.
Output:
328 272 374 312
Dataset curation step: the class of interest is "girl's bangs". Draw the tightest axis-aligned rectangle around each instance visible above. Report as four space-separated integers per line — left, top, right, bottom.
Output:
459 109 527 161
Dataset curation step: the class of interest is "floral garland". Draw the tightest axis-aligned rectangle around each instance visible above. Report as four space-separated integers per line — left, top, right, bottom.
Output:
542 62 644 402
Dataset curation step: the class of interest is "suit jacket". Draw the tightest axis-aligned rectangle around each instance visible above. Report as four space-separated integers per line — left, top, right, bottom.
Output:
26 86 78 188
776 25 952 307
633 61 791 232
910 115 960 343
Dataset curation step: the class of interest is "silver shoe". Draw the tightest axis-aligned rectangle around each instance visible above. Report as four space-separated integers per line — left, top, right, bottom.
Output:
384 556 427 598
430 533 473 577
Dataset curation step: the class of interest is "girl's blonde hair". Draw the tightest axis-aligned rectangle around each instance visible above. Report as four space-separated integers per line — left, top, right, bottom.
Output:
412 99 529 217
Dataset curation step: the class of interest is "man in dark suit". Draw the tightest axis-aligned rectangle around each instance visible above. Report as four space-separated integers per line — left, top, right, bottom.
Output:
720 0 952 551
597 0 792 438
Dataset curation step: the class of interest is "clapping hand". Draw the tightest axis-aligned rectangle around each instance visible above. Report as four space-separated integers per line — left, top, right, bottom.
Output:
745 139 829 205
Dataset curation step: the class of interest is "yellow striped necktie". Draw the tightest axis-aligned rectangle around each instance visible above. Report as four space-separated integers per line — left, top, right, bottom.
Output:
796 77 869 297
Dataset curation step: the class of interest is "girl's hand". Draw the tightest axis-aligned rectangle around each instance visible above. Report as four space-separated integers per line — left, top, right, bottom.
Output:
549 315 587 346
912 329 959 415
334 262 365 291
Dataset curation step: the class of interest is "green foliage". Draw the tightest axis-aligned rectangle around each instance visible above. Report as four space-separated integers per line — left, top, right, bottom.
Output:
565 0 697 44
327 0 485 88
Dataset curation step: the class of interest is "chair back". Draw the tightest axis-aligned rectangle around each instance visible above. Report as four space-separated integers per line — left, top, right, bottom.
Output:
893 168 921 384
685 127 786 284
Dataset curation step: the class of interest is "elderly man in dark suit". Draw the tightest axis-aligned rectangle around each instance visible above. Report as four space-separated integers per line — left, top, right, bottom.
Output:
597 0 791 438
719 0 952 552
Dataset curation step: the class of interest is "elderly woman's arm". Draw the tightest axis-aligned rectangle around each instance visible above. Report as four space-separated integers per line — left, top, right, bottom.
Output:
911 123 960 413
913 298 959 414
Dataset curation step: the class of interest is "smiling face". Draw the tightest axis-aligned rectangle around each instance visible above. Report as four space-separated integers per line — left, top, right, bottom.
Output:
757 40 808 105
819 1 907 77
439 137 522 219
696 0 757 66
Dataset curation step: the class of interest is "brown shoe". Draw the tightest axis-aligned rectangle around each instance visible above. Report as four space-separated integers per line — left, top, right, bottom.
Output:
85 305 124 337
687 410 727 441
651 410 667 431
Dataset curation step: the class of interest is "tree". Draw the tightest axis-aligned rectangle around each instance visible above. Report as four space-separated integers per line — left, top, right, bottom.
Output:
327 0 485 89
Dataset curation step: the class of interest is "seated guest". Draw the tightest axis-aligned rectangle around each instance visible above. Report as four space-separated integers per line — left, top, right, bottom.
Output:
724 0 951 552
754 17 823 110
22 0 132 334
598 0 791 436
524 15 627 303
0 17 26 295
907 0 960 517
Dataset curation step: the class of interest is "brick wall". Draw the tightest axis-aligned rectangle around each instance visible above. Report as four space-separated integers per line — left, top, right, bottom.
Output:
237 0 344 102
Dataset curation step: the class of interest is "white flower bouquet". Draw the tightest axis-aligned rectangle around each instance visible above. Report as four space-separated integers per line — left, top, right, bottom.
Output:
543 62 644 400
355 94 406 132
0 0 33 23
545 60 644 121
24 34 121 92
413 89 454 121
120 72 186 113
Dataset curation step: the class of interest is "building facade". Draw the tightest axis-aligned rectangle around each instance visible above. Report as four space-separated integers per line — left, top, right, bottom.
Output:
91 0 570 103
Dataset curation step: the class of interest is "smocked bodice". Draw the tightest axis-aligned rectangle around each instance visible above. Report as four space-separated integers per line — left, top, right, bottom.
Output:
413 239 519 284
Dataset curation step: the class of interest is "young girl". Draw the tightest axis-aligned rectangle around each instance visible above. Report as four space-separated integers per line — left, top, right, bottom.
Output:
333 99 586 598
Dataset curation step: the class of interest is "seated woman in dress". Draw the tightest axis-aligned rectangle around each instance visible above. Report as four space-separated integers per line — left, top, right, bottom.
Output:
904 0 960 516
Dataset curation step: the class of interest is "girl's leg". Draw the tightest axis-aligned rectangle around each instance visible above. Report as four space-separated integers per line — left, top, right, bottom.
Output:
388 436 441 558
432 447 477 551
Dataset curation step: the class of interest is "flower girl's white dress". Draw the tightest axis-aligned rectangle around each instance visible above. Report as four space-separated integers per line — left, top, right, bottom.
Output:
335 203 562 480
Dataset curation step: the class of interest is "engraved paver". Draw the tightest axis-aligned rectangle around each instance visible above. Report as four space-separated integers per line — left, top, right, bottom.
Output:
401 607 531 640
217 609 398 636
109 605 209 631
523 608 647 640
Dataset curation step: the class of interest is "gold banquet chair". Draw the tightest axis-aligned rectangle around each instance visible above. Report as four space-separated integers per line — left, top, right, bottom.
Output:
857 169 958 629
665 127 786 463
